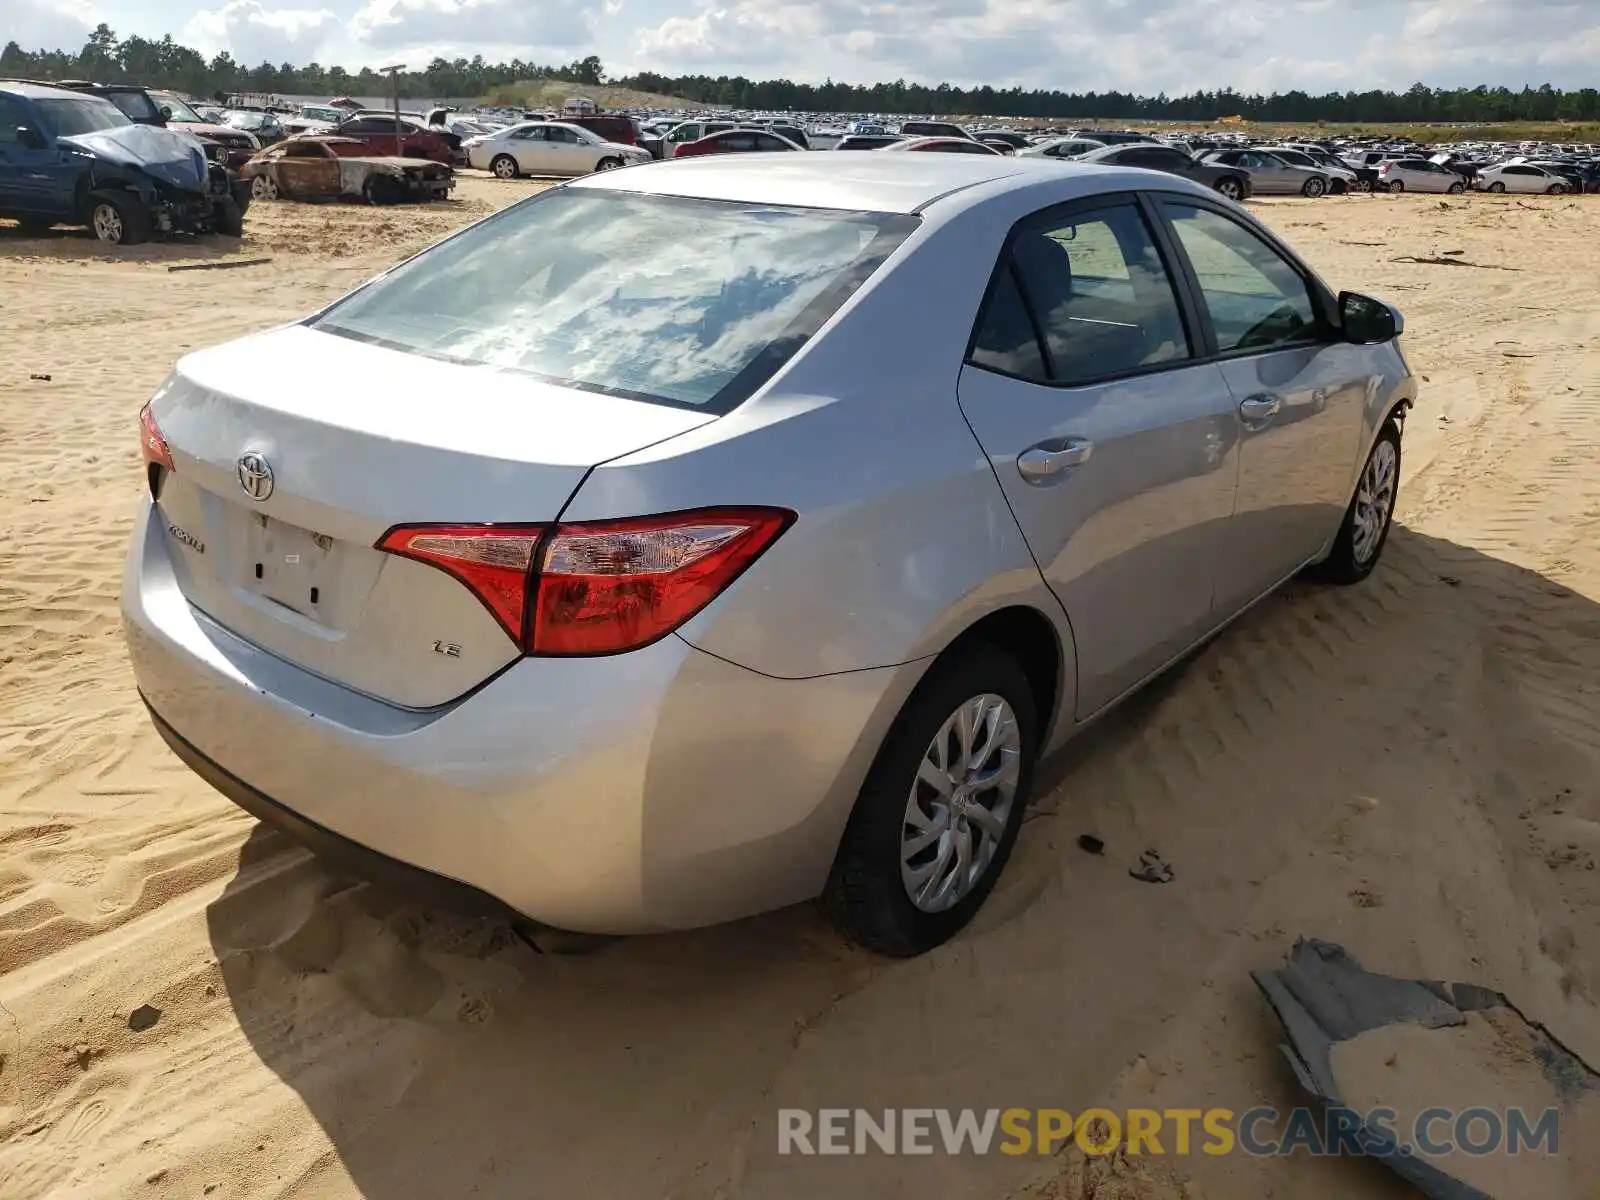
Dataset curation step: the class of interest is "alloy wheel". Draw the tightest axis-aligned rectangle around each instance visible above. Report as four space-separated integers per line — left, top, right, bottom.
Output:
1352 439 1398 564
1218 180 1242 201
92 203 124 244
900 693 1021 914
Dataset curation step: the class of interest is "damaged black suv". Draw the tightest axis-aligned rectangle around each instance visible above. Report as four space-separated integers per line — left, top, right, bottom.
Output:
0 79 248 244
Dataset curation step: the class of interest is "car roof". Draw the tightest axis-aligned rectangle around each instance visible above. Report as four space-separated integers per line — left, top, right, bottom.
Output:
571 152 1211 215
0 79 89 100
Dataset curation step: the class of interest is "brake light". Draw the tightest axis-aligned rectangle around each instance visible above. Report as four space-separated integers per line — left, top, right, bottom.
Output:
378 508 793 655
139 402 173 470
378 525 545 644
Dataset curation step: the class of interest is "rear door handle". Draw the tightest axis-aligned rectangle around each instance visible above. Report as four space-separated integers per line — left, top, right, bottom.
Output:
1238 394 1282 425
1017 437 1093 484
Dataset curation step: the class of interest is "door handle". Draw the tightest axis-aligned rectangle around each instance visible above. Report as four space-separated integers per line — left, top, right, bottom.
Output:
1238 394 1282 425
1017 437 1093 484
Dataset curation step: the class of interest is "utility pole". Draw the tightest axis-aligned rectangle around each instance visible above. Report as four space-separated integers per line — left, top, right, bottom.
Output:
382 63 406 140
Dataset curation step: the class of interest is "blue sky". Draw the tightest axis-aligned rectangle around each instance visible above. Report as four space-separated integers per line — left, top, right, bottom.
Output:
10 0 1600 92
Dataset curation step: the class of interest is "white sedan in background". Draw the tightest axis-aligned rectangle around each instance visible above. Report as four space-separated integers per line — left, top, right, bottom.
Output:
465 121 651 179
1473 162 1572 194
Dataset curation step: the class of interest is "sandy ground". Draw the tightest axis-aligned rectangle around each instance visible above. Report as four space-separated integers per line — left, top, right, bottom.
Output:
2 175 1599 1200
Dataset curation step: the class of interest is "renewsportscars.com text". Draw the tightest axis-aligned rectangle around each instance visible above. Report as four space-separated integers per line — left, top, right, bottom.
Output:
777 1106 1561 1158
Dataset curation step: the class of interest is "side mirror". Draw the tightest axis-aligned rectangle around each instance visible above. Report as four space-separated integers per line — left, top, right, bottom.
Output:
160 105 173 121
1339 291 1401 344
17 124 46 149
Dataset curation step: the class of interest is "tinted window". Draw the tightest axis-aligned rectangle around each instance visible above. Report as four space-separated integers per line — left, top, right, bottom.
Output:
1122 148 1180 168
1008 204 1190 385
547 127 581 143
1163 203 1318 353
754 134 792 151
0 96 24 143
512 126 545 140
102 90 162 122
314 190 919 413
969 266 1047 382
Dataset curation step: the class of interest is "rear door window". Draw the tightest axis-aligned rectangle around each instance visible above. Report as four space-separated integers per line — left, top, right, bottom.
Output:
969 267 1048 382
1005 203 1191 384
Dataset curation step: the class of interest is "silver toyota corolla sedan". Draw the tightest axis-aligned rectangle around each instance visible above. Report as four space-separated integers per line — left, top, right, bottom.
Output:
124 153 1415 956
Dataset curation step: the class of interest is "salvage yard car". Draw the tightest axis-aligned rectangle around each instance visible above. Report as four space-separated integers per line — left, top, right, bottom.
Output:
0 79 246 243
465 120 651 177
124 154 1414 957
241 136 454 203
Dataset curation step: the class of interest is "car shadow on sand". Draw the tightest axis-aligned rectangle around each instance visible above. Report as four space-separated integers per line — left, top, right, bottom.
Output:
0 222 244 264
205 525 1598 1200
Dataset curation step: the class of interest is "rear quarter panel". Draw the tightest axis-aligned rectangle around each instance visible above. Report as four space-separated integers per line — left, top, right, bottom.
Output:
559 187 1082 702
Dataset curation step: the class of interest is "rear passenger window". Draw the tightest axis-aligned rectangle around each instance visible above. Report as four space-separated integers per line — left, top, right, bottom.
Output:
970 267 1048 382
1008 204 1191 384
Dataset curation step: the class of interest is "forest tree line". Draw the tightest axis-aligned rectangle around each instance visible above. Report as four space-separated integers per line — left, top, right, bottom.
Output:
4 25 1599 123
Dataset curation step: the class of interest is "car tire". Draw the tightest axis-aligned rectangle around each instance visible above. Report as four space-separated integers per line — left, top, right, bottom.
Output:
1488 181 1506 193
1387 179 1404 193
1302 176 1327 198
213 196 245 237
88 191 149 246
593 156 622 172
490 154 519 180
1356 178 1373 192
822 644 1039 957
250 175 279 201
1215 177 1244 201
363 176 405 205
1448 181 1465 194
1547 183 1565 195
1310 419 1401 586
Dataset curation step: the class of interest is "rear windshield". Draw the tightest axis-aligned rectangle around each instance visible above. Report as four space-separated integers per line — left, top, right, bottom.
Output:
312 188 918 412
102 89 163 122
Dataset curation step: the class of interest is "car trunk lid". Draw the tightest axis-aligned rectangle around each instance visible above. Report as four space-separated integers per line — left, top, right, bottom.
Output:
148 323 715 708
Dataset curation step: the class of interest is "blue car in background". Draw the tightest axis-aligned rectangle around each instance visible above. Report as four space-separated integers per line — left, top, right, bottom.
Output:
0 79 247 244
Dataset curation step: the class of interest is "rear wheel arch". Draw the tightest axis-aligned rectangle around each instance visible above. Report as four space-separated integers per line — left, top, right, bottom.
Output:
929 605 1068 744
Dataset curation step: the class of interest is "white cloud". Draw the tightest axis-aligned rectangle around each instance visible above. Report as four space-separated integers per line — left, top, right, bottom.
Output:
5 0 98 52
185 0 341 64
348 0 597 52
12 0 1600 93
625 0 1600 92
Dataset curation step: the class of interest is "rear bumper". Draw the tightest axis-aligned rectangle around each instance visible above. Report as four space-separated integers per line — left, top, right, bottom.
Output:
145 700 511 917
122 498 919 933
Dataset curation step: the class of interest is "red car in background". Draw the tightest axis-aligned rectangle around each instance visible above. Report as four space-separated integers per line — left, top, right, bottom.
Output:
566 115 641 146
673 128 804 158
331 113 464 165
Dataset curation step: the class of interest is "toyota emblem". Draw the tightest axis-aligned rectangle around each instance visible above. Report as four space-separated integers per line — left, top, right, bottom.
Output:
237 450 274 501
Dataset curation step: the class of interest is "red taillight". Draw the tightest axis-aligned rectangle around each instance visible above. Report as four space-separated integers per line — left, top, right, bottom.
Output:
377 508 793 656
532 508 793 655
139 402 173 470
378 524 545 644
